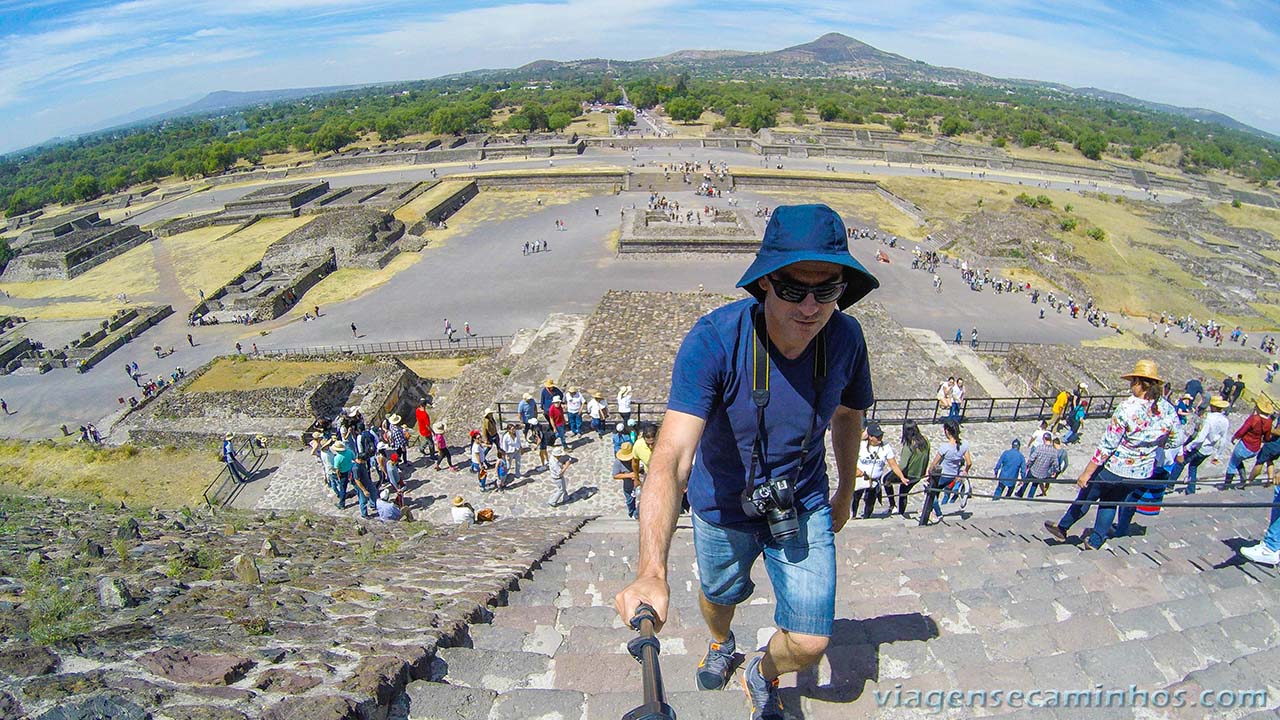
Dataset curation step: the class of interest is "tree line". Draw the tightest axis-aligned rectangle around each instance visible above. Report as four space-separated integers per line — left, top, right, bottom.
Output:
4 71 1277 217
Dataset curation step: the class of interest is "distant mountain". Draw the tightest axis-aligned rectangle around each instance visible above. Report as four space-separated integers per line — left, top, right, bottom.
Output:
1071 86 1277 141
75 93 204 135
64 33 1275 144
499 33 1274 140
154 85 371 120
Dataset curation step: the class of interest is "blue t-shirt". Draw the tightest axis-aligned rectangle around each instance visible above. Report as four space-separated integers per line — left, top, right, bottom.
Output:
993 448 1026 480
668 299 874 526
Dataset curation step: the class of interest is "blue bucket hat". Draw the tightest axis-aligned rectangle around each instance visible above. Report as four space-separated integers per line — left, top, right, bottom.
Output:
737 204 879 309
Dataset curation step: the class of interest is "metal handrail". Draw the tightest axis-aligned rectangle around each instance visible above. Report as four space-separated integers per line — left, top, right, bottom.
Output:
480 394 1125 428
493 400 664 429
260 334 510 357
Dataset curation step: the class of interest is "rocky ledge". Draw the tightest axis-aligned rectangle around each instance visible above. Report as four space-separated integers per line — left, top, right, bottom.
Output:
0 495 586 720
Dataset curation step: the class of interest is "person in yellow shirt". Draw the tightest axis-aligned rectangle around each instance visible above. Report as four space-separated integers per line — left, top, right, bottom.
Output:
1049 389 1071 432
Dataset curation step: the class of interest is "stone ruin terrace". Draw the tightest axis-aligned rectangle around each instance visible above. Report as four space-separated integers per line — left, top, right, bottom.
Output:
121 357 430 448
1 211 151 282
0 496 583 720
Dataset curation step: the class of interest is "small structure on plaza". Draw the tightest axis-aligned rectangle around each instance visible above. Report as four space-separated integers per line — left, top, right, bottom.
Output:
617 207 764 253
2 211 152 281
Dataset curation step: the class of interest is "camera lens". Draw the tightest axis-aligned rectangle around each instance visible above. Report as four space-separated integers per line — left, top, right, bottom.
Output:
766 506 799 541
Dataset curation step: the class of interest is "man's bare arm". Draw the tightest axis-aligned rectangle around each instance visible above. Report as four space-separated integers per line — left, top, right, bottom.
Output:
613 409 704 631
828 406 864 532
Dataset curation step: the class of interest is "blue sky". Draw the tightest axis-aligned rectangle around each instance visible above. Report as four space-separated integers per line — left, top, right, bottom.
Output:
1 0 1279 154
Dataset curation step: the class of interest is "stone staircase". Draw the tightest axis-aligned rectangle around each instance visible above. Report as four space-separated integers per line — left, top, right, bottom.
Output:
397 491 1280 719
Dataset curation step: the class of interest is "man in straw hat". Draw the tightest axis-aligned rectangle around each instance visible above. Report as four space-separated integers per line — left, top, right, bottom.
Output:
1045 359 1180 550
1169 395 1231 494
587 390 609 437
1244 394 1279 488
330 439 355 508
1224 392 1275 489
222 433 248 483
614 441 642 519
450 495 476 525
540 378 562 417
614 204 879 719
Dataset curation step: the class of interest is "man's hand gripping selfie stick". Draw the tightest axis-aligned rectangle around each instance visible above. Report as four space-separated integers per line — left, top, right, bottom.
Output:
622 603 676 720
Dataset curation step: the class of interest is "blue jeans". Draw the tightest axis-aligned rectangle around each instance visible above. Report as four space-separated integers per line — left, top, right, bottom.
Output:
226 459 247 483
1262 486 1280 551
1225 441 1258 483
555 425 569 452
1057 467 1134 548
336 470 351 506
691 505 836 637
993 479 1016 499
1168 451 1208 493
925 475 957 520
568 412 582 434
353 463 375 516
948 402 961 421
593 418 605 437
622 478 637 518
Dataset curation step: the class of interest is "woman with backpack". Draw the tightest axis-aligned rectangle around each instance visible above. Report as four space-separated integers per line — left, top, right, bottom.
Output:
921 419 972 525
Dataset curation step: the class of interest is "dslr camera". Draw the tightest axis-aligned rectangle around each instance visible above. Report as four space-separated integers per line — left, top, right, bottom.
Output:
742 476 799 540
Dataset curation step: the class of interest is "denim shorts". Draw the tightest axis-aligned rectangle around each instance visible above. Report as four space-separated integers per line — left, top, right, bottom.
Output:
691 505 836 637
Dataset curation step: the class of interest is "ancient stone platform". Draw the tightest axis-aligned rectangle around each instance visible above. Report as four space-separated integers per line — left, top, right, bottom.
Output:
0 496 586 720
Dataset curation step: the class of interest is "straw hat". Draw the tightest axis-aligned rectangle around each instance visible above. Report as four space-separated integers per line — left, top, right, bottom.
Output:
387 413 402 425
544 378 556 388
616 442 635 462
311 431 323 439
1209 396 1230 410
591 390 603 399
332 440 347 452
523 392 534 401
483 407 495 417
452 495 465 507
1257 393 1276 415
1120 359 1162 383
550 446 567 458
224 433 234 440
432 421 446 433
567 385 578 393
618 385 632 395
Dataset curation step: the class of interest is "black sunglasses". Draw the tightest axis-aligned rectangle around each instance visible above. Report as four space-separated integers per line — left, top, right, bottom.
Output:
767 273 847 304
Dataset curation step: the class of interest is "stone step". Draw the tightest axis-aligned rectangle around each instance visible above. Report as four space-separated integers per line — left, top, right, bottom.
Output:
402 681 586 720
430 647 555 692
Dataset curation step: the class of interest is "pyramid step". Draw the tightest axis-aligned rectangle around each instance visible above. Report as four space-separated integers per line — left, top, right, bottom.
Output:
431 647 555 692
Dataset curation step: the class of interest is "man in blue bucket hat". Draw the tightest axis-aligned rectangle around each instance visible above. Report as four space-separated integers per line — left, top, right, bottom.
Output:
615 204 879 720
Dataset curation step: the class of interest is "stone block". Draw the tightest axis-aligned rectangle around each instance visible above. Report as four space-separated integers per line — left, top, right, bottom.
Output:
433 648 552 692
488 688 585 719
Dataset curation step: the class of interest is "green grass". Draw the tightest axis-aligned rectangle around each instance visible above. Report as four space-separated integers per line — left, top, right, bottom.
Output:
0 441 217 508
186 357 363 393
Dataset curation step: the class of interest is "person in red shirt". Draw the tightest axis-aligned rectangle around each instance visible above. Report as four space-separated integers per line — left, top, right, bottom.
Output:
547 396 570 453
414 399 435 462
1224 394 1275 488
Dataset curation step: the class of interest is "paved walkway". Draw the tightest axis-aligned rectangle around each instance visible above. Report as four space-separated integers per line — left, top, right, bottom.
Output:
0 142 1205 440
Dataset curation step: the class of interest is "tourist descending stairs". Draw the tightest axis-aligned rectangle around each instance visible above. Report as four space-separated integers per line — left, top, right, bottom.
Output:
396 487 1280 719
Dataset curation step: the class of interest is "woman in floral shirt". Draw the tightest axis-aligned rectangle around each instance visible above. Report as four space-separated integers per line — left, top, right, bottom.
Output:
1045 359 1181 549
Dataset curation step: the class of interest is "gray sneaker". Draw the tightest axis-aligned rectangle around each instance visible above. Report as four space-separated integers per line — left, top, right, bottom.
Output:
695 634 735 690
741 655 784 720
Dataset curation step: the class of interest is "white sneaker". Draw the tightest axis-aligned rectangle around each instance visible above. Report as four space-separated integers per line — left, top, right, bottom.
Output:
1240 543 1280 565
